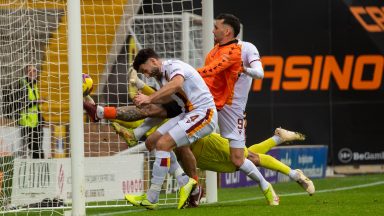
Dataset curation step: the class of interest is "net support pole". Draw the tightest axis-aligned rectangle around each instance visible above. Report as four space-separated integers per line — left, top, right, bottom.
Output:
202 0 217 204
67 0 86 215
182 13 190 63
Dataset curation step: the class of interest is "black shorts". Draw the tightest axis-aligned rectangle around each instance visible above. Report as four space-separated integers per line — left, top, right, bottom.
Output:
162 100 182 118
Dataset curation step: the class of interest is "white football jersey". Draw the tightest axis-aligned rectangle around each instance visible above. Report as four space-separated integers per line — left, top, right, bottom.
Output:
160 60 215 112
231 40 262 110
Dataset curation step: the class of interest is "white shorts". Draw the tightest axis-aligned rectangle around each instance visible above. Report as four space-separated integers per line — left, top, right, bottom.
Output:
157 108 217 147
218 104 246 148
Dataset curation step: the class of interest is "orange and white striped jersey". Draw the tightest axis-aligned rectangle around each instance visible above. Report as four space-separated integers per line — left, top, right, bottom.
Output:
232 40 262 110
198 39 242 110
160 60 215 112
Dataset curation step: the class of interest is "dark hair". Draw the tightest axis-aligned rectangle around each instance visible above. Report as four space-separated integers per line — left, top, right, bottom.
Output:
133 48 160 71
215 13 241 37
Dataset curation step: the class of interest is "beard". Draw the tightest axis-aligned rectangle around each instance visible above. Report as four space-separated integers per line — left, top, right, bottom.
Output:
150 67 162 80
214 37 219 44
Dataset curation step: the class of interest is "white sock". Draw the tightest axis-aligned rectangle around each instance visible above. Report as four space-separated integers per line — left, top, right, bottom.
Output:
272 135 283 145
288 169 299 181
96 106 104 119
147 150 170 203
169 152 189 187
239 159 269 191
147 184 162 203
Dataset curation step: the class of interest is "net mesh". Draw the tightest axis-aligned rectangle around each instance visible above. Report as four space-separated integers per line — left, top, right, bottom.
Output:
0 0 205 214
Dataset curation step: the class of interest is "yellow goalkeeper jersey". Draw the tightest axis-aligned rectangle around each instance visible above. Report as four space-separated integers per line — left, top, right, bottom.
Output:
190 133 249 173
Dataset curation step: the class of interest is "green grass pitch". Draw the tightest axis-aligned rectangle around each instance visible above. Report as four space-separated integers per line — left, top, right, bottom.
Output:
87 173 384 216
3 173 383 215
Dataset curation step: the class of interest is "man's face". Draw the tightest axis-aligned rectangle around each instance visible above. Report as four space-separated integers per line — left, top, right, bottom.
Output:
213 19 227 44
27 66 38 80
138 58 161 79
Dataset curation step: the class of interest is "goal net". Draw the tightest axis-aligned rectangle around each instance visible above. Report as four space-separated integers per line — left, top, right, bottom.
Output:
0 0 209 214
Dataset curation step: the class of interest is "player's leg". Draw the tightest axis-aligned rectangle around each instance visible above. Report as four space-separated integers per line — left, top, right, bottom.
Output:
83 83 162 122
230 146 279 205
113 119 143 129
175 147 198 181
219 106 279 205
175 145 203 208
247 129 301 179
128 100 181 146
144 133 177 208
127 108 217 209
126 132 177 210
247 152 315 195
111 103 167 141
173 109 217 209
248 127 306 154
125 116 184 209
111 119 142 147
144 130 164 152
112 101 181 146
83 102 149 122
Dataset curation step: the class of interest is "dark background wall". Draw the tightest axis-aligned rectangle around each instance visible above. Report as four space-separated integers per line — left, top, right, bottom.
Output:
214 0 384 165
114 0 384 166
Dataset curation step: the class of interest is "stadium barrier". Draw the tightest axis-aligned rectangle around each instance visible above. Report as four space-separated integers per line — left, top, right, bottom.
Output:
9 154 144 207
220 145 328 188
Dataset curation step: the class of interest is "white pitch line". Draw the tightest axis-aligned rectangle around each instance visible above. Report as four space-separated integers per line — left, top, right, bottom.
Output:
94 180 384 216
216 180 384 204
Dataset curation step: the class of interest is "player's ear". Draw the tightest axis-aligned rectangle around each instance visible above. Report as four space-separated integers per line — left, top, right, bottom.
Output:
224 26 231 37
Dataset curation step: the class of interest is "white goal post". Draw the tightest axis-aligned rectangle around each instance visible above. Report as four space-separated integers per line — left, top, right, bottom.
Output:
0 0 216 215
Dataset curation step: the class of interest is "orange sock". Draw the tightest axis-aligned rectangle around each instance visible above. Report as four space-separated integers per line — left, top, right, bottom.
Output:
104 107 117 119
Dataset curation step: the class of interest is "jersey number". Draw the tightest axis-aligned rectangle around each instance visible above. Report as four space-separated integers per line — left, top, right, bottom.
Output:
187 115 199 123
238 119 244 129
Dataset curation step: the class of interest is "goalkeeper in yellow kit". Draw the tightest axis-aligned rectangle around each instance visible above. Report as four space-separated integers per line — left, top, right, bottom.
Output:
113 120 315 194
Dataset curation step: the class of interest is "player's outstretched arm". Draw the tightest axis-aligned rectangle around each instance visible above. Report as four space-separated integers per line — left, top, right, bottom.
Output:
134 75 184 106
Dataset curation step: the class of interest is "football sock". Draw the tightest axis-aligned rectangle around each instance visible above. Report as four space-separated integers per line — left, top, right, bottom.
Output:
272 135 284 145
112 119 143 130
258 153 291 176
103 107 117 119
96 105 104 119
239 159 269 191
248 138 276 155
169 151 189 187
148 150 170 203
288 169 299 181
